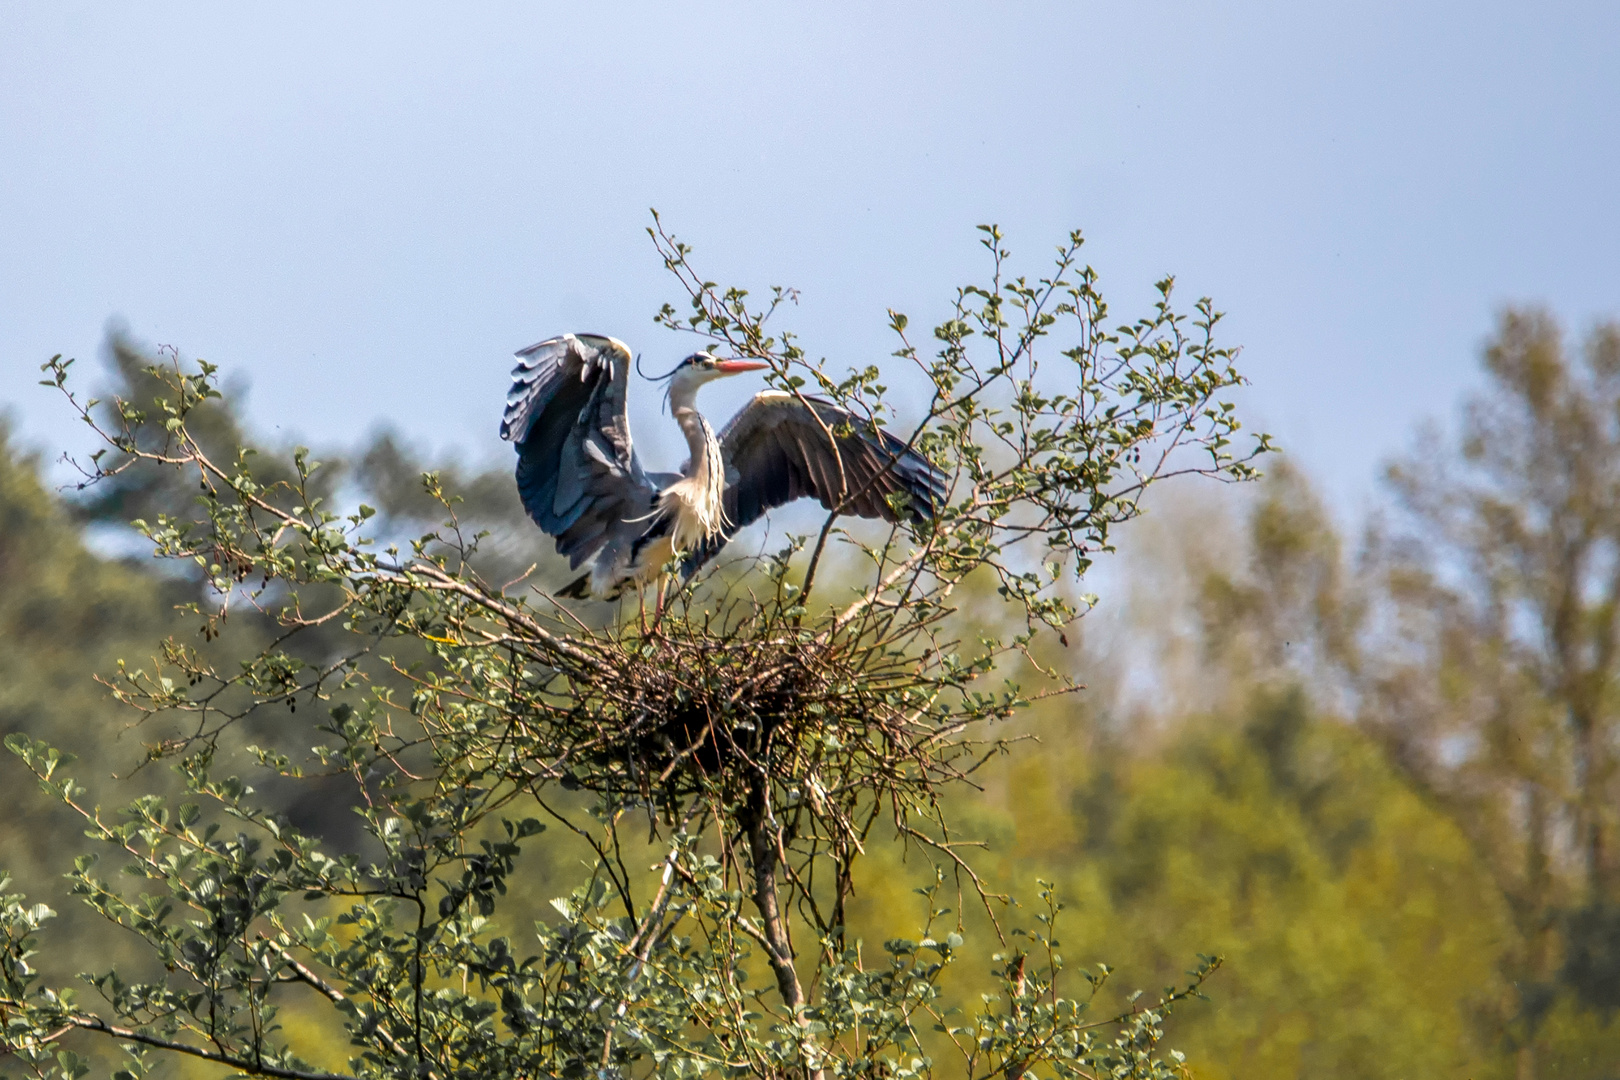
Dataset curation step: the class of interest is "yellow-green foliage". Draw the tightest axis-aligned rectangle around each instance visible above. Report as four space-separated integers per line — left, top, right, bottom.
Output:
0 425 171 889
843 689 1521 1079
1038 693 1514 1079
838 453 1620 1078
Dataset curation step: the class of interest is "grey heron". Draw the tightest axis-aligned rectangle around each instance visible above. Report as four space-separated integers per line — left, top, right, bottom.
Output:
499 333 945 600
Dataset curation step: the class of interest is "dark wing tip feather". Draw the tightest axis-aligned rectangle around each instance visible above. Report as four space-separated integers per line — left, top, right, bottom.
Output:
860 426 946 521
500 335 575 443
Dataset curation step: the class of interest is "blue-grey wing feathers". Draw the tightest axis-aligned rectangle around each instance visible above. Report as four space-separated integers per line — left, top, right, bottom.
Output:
683 392 946 575
501 334 657 571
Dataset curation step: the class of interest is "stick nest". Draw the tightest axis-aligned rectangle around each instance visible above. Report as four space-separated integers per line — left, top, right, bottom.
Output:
519 608 956 824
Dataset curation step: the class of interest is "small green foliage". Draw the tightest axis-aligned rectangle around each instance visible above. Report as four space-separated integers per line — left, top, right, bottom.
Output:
652 215 1267 631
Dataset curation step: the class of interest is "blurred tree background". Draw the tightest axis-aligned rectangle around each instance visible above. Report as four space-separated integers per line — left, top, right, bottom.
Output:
4 311 1620 1078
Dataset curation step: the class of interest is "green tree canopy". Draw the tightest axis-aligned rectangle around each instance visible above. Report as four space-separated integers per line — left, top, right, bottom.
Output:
1 224 1264 1080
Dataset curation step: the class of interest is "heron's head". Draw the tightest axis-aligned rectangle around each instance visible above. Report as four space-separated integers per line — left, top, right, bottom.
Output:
660 352 770 406
679 352 771 381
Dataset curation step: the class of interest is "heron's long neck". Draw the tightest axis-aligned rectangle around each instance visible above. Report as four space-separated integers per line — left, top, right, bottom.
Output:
672 407 718 484
664 388 727 543
668 383 722 487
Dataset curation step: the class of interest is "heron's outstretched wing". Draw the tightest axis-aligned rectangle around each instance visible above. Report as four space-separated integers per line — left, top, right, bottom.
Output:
500 334 656 569
685 392 946 573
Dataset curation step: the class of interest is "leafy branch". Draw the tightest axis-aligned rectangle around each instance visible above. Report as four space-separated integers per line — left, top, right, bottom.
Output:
2 221 1259 1080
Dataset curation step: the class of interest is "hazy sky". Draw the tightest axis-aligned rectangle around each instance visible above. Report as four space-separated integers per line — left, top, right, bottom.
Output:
4 2 1618 516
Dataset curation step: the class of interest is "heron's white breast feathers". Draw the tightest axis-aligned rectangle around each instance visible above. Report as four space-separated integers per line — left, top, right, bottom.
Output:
657 469 728 554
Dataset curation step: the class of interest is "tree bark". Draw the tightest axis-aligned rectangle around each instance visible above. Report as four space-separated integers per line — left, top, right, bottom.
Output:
743 789 823 1080
746 811 805 1012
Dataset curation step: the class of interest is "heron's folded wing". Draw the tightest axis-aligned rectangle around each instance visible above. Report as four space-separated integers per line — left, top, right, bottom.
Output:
502 334 655 569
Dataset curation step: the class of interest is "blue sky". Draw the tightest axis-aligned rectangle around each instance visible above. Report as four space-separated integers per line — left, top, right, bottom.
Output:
4 2 1618 517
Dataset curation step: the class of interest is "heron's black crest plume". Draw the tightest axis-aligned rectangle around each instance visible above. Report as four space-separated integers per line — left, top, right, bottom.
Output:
635 352 684 382
636 352 689 412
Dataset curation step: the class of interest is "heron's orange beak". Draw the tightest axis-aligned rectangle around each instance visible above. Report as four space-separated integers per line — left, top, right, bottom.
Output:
714 359 771 374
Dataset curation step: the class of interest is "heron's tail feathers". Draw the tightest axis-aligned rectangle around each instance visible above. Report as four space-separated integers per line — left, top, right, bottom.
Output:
556 572 594 599
556 572 636 601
